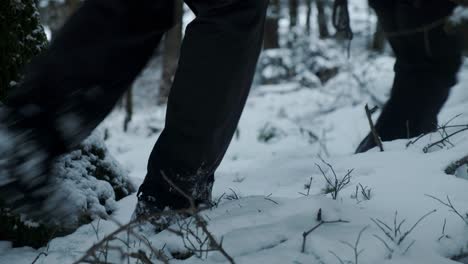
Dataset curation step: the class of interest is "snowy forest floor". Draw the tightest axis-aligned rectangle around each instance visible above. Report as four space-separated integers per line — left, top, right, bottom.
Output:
2 54 468 263
3 1 468 262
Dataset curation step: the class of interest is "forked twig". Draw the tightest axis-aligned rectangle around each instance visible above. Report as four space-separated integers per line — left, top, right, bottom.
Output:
301 209 350 253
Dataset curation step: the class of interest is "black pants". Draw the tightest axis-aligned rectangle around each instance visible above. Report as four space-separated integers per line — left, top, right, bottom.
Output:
7 0 268 208
357 0 463 152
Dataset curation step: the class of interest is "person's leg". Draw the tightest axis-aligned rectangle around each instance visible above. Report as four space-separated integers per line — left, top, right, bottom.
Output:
7 0 176 151
1 0 175 216
137 0 269 210
356 0 462 153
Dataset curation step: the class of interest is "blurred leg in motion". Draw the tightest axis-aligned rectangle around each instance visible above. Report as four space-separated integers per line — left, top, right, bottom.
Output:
137 0 269 210
356 0 463 153
1 0 177 217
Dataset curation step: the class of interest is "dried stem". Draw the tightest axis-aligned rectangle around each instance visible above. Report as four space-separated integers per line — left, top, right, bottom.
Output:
301 209 350 253
365 104 384 152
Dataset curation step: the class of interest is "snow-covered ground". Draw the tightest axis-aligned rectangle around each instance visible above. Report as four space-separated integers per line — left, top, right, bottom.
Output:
3 1 468 263
2 54 468 263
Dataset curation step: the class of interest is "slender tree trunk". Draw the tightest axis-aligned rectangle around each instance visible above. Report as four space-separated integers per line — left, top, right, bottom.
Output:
316 0 330 38
305 0 313 35
289 0 299 29
264 0 280 50
123 88 133 132
159 0 183 105
371 21 386 52
0 0 47 100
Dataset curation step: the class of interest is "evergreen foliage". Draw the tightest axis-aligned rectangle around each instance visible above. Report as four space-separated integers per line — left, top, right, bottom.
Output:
0 0 47 100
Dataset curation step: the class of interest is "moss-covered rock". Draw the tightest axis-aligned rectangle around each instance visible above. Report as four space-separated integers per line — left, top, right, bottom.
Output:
0 131 135 248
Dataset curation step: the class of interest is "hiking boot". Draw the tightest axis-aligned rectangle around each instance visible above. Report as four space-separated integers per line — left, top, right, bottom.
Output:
131 171 213 232
0 107 64 222
131 194 190 233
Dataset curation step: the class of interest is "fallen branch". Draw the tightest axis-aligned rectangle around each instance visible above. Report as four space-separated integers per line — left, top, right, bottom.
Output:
301 209 350 253
445 155 468 175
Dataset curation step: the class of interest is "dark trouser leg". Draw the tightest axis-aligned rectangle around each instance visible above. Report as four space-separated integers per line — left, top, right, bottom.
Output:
139 0 269 209
1 0 175 212
356 0 462 153
6 0 175 154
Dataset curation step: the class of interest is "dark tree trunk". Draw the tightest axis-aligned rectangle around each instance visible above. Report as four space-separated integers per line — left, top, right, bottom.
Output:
316 0 330 38
305 0 313 35
123 88 133 132
159 0 183 105
0 0 48 100
371 21 386 52
264 0 280 50
289 0 299 29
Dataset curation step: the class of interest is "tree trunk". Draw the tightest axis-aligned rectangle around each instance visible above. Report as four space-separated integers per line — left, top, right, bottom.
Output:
0 0 48 100
289 0 299 29
371 21 386 52
123 88 133 132
305 0 313 35
264 0 280 50
159 0 183 105
316 0 330 38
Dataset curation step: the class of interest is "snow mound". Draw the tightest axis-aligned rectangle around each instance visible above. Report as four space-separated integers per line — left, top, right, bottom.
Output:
0 130 135 248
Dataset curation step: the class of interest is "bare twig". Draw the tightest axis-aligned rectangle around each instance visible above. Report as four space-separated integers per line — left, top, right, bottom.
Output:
264 193 279 205
301 209 350 253
74 212 175 264
406 114 467 150
31 252 48 264
365 104 384 152
397 210 437 245
371 210 437 258
402 240 416 255
438 218 451 242
423 127 468 153
161 172 236 264
329 250 346 264
299 176 314 196
445 155 468 175
426 194 468 225
225 188 241 201
340 226 369 264
316 160 353 200
352 184 372 203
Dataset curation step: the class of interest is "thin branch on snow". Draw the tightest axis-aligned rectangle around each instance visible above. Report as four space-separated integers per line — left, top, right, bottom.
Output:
299 176 314 196
364 104 384 152
75 171 237 264
426 194 468 225
339 225 369 264
161 172 236 264
405 114 468 153
301 209 350 253
352 183 372 203
437 218 451 242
